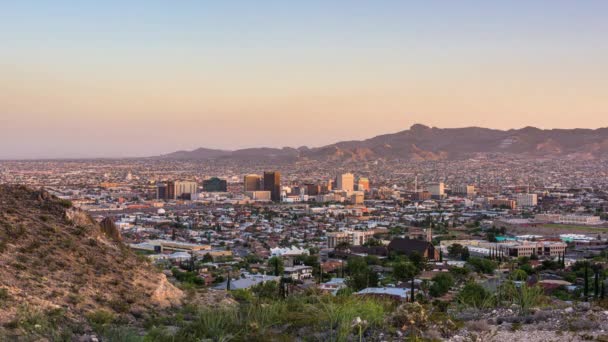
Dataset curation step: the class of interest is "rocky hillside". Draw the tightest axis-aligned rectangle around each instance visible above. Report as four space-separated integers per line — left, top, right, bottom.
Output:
158 124 608 161
0 185 183 333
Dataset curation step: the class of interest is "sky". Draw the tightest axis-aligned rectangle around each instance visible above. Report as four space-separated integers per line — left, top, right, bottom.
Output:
1 1 607 159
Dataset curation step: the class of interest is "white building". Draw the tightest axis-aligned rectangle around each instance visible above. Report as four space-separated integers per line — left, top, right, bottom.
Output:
270 246 310 257
284 265 314 281
516 193 538 207
327 230 376 248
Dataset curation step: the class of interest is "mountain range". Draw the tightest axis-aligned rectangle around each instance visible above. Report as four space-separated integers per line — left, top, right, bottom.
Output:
159 124 608 161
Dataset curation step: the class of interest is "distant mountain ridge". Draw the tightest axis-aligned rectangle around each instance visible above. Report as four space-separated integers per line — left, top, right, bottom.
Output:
158 124 608 161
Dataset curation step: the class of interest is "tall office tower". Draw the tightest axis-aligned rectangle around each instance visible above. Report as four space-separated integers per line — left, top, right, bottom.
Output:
244 174 263 192
336 173 355 192
166 181 176 200
357 177 370 192
263 171 281 202
156 183 168 200
203 177 228 192
426 182 445 198
174 180 198 199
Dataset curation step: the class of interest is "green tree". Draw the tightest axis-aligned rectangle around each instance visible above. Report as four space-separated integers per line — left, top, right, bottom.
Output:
429 273 454 297
509 269 528 281
457 282 491 308
447 244 464 258
268 256 284 276
393 261 419 283
252 280 279 299
467 257 497 275
346 257 379 291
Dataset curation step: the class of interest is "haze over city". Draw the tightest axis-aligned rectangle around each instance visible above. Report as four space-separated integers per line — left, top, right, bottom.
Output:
1 1 608 158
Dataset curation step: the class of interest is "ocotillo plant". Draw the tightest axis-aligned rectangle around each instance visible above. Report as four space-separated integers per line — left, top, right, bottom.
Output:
584 262 589 301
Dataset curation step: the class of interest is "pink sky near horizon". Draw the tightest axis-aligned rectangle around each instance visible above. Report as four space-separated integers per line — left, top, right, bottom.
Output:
1 1 607 158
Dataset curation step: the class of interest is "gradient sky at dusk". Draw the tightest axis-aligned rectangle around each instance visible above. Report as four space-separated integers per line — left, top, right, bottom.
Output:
1 1 607 158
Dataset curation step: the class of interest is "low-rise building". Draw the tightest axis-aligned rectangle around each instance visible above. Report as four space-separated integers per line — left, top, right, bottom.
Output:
284 265 313 281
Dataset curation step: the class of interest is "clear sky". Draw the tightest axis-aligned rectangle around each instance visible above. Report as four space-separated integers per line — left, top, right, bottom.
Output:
1 1 607 159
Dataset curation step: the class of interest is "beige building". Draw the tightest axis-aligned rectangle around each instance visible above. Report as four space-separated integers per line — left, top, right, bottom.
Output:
350 191 365 205
516 193 538 207
327 230 376 248
243 174 262 192
245 191 272 201
489 198 517 209
427 182 445 198
453 184 475 196
166 180 198 200
503 241 566 258
336 173 355 192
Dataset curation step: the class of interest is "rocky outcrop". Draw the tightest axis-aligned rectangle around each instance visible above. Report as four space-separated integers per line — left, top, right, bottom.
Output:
0 185 183 328
99 217 122 241
150 274 184 308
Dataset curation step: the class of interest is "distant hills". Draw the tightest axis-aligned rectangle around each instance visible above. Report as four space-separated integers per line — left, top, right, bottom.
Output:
158 124 608 161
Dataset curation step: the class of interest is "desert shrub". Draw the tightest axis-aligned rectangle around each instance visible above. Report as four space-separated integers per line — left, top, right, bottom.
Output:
389 302 429 337
175 307 239 341
0 239 7 253
501 282 546 314
466 319 491 332
100 325 143 342
7 306 69 336
456 282 493 309
86 309 116 328
231 288 254 303
0 288 10 306
171 268 204 286
108 299 131 313
57 199 73 208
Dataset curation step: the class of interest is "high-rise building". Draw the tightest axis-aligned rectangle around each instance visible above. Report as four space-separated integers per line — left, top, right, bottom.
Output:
263 171 281 202
203 177 228 192
357 177 370 192
305 183 321 196
175 181 198 199
516 193 538 207
243 174 262 192
165 180 198 200
426 182 445 198
336 173 355 192
453 184 475 196
327 179 333 191
156 183 168 200
166 181 176 200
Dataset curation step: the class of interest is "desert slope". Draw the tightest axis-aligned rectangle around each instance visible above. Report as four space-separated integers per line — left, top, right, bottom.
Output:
0 185 182 329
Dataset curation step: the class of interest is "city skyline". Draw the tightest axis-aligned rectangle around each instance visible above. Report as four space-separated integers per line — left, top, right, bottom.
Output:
2 1 608 159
